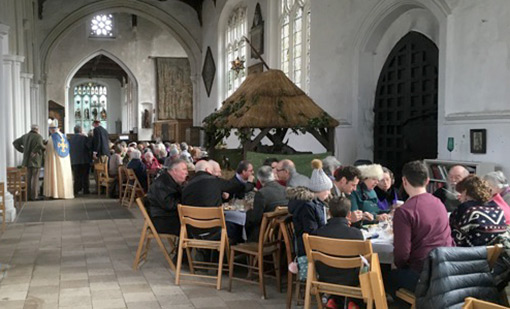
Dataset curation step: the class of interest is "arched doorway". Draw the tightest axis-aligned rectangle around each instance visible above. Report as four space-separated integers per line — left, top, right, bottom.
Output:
374 31 438 179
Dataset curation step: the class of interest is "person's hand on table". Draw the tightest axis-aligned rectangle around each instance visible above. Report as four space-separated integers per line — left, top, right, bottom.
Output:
349 210 363 223
362 212 374 221
376 213 390 221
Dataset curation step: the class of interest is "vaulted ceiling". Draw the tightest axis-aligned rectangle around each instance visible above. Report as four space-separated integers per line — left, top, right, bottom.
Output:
73 55 128 84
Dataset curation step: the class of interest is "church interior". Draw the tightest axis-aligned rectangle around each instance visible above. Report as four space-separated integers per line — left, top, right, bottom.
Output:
1 0 510 308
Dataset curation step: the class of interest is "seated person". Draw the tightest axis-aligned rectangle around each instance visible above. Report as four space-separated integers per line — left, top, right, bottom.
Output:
277 159 310 188
226 160 255 200
288 159 331 259
450 175 507 247
433 165 469 212
316 196 364 309
246 166 288 242
483 171 510 225
350 164 389 222
143 151 161 173
181 160 244 243
374 167 400 211
322 156 341 180
126 149 148 192
146 159 188 235
255 158 286 189
391 161 454 295
108 144 123 197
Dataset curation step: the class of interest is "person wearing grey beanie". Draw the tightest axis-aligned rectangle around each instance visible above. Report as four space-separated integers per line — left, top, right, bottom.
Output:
287 159 332 261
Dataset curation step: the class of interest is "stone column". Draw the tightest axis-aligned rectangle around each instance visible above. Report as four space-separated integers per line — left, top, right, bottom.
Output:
4 54 25 166
21 72 32 129
31 83 39 126
0 23 16 221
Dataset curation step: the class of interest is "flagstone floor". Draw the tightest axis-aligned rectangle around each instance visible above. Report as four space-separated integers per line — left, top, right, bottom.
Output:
0 196 288 309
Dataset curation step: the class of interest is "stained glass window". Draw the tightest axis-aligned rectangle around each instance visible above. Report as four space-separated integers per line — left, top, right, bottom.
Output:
90 14 114 38
226 6 247 98
280 0 310 92
74 82 108 132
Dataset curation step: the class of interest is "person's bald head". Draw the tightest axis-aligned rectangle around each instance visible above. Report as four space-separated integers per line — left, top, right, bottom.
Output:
448 165 469 186
209 160 222 177
276 159 295 182
194 160 211 174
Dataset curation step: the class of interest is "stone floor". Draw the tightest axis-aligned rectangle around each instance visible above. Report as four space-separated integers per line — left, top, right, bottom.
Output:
0 196 288 309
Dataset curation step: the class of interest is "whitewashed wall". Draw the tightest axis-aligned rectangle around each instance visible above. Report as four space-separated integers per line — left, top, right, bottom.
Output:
45 13 187 140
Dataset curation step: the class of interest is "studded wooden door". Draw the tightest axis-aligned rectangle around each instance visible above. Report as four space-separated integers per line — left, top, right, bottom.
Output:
374 31 438 179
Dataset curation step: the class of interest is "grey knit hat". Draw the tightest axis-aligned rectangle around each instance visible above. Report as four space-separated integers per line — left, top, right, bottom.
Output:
308 159 333 192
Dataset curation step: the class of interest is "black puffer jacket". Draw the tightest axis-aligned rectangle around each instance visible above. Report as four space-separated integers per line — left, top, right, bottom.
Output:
416 246 501 309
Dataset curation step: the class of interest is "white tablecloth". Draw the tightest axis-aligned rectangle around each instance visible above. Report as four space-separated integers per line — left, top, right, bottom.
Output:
224 210 247 240
371 238 394 264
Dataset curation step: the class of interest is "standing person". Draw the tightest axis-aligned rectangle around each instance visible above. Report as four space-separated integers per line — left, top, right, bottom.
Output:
390 160 454 295
43 120 74 199
69 125 91 195
91 120 110 162
12 124 45 201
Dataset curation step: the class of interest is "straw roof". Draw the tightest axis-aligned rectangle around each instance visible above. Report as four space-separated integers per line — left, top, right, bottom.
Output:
209 69 339 129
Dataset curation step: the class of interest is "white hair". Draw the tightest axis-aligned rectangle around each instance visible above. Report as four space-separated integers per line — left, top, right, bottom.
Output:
357 164 384 180
484 171 509 189
194 160 210 173
130 149 141 160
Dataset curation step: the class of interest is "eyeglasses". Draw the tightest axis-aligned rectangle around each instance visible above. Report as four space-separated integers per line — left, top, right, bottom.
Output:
276 168 286 172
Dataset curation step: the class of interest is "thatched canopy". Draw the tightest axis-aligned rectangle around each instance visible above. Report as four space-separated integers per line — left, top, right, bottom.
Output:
209 69 339 129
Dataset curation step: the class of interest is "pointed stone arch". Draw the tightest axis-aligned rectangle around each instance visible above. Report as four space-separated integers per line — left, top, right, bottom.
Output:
350 0 450 161
64 50 139 134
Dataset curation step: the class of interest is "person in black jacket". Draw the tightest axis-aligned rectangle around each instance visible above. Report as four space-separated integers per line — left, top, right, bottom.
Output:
69 125 91 195
91 120 110 161
316 196 364 308
146 159 188 235
126 149 148 192
226 160 255 200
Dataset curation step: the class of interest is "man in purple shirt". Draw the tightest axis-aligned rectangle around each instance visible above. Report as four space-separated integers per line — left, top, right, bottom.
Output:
391 160 454 294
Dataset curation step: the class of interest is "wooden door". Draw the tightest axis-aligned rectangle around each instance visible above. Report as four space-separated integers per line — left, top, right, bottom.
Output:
374 31 438 180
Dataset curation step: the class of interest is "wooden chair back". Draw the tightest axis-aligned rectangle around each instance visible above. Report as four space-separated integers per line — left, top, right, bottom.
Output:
303 234 385 309
178 205 227 230
118 165 127 202
487 244 503 268
258 208 288 253
133 198 177 271
18 167 28 202
0 182 5 232
278 214 299 308
6 167 22 208
463 297 509 309
126 168 142 189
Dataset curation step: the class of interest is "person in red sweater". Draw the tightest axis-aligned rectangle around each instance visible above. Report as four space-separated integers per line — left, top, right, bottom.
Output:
390 160 454 295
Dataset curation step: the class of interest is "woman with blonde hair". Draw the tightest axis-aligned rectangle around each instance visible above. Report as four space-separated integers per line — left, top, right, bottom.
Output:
450 175 507 247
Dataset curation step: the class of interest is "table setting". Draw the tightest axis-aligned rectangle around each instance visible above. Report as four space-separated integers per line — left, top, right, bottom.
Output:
362 218 394 264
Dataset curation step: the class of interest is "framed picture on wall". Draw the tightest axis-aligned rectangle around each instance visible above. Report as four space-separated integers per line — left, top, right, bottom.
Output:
470 129 486 154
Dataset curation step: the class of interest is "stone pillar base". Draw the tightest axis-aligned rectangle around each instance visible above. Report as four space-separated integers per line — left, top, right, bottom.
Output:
3 192 16 222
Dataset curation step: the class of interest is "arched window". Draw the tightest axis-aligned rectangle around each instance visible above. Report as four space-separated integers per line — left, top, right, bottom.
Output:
280 0 310 92
74 82 108 132
225 6 248 98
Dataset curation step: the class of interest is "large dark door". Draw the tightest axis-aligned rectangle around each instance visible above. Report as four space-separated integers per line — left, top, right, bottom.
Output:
374 31 438 180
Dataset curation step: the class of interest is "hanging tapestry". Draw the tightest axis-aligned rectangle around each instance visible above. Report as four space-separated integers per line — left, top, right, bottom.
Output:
155 57 193 120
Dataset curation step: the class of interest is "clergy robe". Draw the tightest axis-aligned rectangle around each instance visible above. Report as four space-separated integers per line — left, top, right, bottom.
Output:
43 131 74 199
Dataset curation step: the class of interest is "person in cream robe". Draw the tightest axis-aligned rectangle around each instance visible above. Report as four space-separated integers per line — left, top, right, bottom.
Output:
44 120 74 199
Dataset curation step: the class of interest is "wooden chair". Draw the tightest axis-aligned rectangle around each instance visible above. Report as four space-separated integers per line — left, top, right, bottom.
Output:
277 214 302 308
95 160 115 197
0 182 6 232
228 208 287 299
302 234 386 309
133 198 178 271
121 168 144 209
396 244 504 309
175 204 229 290
19 167 28 202
118 166 128 203
6 167 22 209
463 297 510 309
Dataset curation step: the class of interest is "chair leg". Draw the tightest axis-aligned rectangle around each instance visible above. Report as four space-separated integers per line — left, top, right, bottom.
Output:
304 267 313 309
273 249 281 293
258 253 266 299
186 247 194 274
217 236 226 290
133 224 149 270
247 255 254 279
128 186 136 208
175 238 185 285
228 248 235 292
314 290 322 309
286 272 293 309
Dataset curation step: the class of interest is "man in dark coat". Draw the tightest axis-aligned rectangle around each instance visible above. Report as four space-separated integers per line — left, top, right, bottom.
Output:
146 159 188 235
69 125 91 195
315 196 364 308
245 165 288 242
226 160 255 200
12 124 45 200
91 120 110 161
